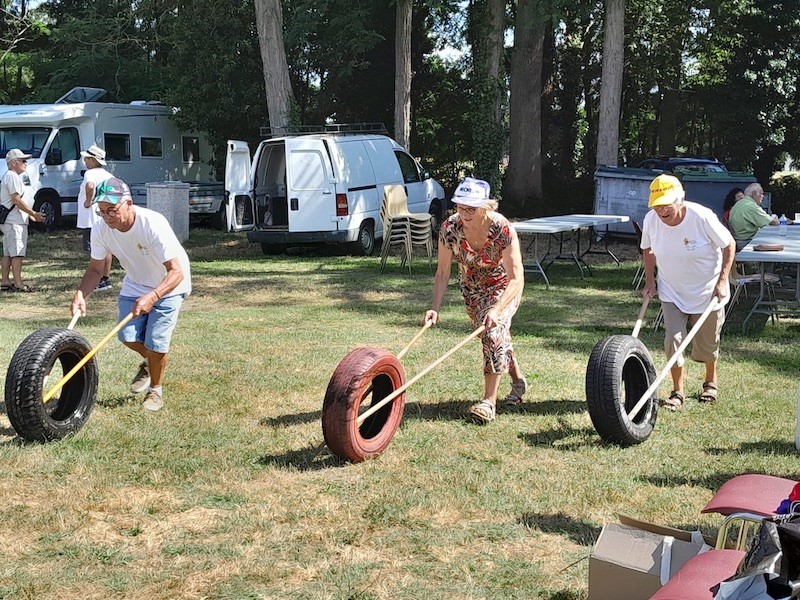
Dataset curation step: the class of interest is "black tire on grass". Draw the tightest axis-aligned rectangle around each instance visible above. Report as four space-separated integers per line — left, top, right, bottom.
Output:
585 334 658 446
5 328 99 442
322 346 406 462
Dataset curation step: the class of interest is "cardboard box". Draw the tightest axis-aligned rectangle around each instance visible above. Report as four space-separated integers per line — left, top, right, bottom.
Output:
588 516 713 600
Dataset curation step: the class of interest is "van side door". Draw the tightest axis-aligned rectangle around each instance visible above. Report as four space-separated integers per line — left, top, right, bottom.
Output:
394 150 432 214
284 137 334 232
224 140 255 231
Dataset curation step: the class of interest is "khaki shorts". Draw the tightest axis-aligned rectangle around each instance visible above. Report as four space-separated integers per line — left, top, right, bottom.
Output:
1 223 28 257
661 301 725 366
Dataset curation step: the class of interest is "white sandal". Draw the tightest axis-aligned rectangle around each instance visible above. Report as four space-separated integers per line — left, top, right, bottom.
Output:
502 378 528 407
468 399 496 424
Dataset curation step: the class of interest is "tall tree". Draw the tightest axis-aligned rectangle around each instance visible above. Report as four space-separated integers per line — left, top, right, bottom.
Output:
595 0 624 167
254 0 295 131
467 0 506 193
394 0 412 150
504 0 547 216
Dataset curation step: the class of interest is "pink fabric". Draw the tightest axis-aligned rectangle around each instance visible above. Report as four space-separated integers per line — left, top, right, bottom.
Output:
648 549 745 600
701 474 798 517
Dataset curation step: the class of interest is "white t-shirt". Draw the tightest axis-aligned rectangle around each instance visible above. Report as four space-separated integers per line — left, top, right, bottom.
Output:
91 206 192 298
0 169 31 225
641 201 733 313
76 167 113 229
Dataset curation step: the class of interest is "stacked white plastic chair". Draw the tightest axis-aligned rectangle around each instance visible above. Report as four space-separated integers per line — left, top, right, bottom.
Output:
379 185 434 272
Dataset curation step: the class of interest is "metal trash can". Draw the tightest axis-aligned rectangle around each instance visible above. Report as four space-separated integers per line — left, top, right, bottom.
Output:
145 181 190 243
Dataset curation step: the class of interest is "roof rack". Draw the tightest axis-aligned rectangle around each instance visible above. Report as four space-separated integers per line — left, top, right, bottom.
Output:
260 122 388 138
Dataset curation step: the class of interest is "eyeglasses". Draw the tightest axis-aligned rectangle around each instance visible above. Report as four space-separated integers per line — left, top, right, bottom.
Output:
457 205 478 214
95 205 122 218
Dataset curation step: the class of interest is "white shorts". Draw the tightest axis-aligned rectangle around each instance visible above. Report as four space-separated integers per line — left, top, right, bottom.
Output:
1 223 28 257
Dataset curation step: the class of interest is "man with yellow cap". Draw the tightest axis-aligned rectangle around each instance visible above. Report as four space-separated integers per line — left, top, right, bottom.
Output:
641 174 735 409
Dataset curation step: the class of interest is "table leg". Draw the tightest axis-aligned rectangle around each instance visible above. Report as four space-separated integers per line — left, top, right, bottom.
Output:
521 233 550 289
742 262 768 332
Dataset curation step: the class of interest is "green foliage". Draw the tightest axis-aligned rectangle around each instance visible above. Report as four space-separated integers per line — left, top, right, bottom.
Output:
769 172 800 217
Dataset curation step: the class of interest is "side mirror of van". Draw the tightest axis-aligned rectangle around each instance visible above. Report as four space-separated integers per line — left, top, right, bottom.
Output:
422 170 431 180
45 148 62 165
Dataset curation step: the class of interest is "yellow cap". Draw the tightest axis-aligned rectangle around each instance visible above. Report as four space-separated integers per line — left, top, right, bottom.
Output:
648 174 684 208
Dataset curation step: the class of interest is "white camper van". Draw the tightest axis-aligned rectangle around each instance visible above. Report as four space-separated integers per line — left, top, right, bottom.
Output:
0 87 222 229
224 125 446 255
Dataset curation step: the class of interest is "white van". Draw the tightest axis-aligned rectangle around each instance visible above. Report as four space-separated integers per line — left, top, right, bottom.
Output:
224 125 446 254
0 86 222 229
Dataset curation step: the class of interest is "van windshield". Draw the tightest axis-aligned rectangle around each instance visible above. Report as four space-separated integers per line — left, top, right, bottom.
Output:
0 127 52 158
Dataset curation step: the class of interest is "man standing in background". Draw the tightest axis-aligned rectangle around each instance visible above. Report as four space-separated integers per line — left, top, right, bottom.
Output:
77 144 114 291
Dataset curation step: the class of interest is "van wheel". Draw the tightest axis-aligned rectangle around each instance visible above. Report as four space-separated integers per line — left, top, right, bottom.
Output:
32 196 61 231
351 221 375 256
211 205 228 231
429 200 443 239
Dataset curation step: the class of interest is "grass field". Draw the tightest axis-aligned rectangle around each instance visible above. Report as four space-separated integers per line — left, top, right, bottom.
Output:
0 226 798 599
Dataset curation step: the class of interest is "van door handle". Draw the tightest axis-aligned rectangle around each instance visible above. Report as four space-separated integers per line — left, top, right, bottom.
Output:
290 198 299 211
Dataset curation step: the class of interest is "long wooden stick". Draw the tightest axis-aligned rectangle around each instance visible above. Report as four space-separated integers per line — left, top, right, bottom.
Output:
631 296 650 338
42 313 135 404
396 321 432 360
67 313 81 331
627 299 719 420
356 326 486 426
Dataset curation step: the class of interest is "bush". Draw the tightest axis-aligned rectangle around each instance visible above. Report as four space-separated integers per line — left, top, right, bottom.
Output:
769 172 800 217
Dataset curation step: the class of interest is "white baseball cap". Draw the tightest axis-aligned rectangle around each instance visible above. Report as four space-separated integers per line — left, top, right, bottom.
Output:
5 148 32 163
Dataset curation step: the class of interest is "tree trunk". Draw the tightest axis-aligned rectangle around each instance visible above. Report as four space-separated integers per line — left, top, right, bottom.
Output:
394 0 412 151
596 0 624 167
468 0 506 193
504 0 545 217
253 0 295 132
657 87 678 158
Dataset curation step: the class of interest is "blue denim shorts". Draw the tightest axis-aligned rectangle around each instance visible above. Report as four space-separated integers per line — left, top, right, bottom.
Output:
117 294 186 354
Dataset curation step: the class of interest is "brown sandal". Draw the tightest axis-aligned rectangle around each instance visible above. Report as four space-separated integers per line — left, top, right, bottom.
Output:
699 381 718 403
661 391 684 412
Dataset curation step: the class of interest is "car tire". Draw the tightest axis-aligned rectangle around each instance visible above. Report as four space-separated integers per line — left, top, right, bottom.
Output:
32 195 62 231
5 327 99 442
322 346 406 462
350 220 376 256
585 334 658 446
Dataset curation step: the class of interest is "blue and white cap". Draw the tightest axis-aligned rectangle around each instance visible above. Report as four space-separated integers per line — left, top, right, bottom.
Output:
452 177 491 207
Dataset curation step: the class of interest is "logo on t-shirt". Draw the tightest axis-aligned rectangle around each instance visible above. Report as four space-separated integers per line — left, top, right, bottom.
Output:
137 242 151 256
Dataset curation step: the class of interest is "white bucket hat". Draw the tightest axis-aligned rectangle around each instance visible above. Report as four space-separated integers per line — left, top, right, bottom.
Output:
80 144 107 165
452 177 491 208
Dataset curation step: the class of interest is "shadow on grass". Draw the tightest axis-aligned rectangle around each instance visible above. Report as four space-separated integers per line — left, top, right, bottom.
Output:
518 511 602 546
640 468 799 494
254 445 347 472
705 438 798 457
403 399 471 422
516 399 586 416
259 410 321 428
519 423 598 449
96 395 132 409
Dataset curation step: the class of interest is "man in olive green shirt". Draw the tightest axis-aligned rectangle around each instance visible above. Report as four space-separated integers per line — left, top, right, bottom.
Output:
728 183 780 250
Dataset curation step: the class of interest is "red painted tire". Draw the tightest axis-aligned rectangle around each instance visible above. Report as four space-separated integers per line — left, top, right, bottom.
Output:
322 346 406 462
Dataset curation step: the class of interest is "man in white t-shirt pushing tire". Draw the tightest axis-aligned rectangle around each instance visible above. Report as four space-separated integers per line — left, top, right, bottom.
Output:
70 177 192 412
641 174 735 411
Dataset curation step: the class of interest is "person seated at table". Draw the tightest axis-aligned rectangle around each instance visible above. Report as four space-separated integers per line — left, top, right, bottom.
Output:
722 187 744 223
641 174 735 410
728 182 788 250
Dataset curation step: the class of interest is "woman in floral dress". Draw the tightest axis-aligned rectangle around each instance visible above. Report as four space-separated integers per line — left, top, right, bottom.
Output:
424 177 527 424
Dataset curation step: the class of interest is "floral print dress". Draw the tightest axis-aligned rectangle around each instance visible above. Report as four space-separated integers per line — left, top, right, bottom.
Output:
440 211 521 374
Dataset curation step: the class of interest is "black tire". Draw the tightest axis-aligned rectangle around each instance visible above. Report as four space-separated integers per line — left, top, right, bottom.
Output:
350 220 376 256
5 328 99 442
32 195 62 231
585 334 658 446
428 200 443 240
322 346 406 462
211 204 228 231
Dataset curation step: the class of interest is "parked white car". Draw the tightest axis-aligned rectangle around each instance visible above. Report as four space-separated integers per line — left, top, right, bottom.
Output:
224 125 446 255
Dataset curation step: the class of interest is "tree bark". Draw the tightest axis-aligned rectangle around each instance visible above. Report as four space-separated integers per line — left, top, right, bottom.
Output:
596 0 624 167
468 0 506 193
504 0 545 217
253 0 295 132
394 0 412 151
